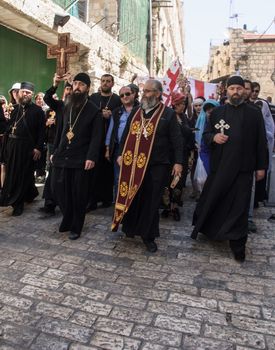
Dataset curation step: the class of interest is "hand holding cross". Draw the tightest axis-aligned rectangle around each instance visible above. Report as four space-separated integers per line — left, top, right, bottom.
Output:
215 119 230 134
213 119 230 144
47 33 79 76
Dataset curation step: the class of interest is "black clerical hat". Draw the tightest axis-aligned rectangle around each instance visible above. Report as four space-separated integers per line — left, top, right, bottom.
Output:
20 81 35 92
73 73 91 87
226 76 245 88
64 81 72 88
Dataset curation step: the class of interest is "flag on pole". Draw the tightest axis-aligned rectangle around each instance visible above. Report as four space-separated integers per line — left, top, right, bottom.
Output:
160 59 181 106
189 78 217 99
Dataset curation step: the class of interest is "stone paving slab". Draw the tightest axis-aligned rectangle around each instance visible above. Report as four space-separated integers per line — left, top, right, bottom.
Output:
0 189 275 349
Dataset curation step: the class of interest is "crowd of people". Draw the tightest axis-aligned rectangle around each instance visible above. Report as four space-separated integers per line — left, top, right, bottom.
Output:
0 71 274 261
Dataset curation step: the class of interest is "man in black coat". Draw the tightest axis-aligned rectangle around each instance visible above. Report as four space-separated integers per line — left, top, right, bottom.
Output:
191 76 268 261
88 74 121 209
51 73 103 240
0 82 45 216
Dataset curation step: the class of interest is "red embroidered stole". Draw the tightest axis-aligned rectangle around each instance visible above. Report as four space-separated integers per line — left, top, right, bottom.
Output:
111 103 165 231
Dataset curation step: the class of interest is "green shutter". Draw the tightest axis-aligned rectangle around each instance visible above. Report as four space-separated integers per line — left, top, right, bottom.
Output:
0 25 56 97
119 0 149 63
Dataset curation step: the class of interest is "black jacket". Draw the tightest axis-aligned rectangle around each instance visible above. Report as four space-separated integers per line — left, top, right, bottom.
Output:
7 103 45 151
119 104 183 165
204 103 268 172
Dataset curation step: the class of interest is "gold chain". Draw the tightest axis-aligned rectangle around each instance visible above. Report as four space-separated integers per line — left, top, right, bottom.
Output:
11 106 26 135
66 99 88 144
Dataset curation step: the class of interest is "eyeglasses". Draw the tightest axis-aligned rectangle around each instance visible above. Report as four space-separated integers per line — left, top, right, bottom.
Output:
119 92 132 98
143 89 157 94
252 90 260 93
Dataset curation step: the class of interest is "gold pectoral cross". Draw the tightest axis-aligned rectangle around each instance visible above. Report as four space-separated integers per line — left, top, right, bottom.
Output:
66 127 74 144
215 119 230 134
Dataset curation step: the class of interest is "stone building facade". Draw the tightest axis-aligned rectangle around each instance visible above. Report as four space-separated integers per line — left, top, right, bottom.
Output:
203 28 275 101
151 0 184 76
0 0 184 96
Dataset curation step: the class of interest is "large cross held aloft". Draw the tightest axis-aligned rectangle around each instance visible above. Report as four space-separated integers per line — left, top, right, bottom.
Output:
47 33 79 76
215 119 230 134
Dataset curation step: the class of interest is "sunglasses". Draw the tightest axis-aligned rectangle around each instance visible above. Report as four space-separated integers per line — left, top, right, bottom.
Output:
120 92 132 98
252 90 260 93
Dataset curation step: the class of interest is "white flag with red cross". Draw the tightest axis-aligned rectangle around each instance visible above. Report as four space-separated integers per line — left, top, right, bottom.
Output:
160 59 182 106
189 78 217 100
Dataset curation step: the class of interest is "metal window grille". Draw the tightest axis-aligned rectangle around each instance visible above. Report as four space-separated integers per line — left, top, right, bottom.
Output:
52 0 88 22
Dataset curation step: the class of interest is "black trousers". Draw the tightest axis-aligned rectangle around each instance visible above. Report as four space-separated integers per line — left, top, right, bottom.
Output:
42 165 56 209
229 235 247 254
52 167 91 235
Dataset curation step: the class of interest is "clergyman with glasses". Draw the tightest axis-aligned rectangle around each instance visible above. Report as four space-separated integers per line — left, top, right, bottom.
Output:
111 79 183 253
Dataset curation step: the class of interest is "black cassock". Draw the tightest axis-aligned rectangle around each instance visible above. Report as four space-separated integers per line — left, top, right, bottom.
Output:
118 105 183 243
0 103 45 207
191 103 268 245
89 92 121 205
52 100 103 235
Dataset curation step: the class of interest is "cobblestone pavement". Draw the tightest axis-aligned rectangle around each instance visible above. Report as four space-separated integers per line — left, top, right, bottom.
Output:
0 187 275 350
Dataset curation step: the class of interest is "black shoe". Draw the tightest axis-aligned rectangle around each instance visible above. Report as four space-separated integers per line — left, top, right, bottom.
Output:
144 241 158 253
233 251 246 262
59 223 69 233
248 220 257 233
12 204 24 216
268 214 275 222
38 207 47 212
172 208 181 221
161 209 170 218
86 203 97 213
101 201 112 208
39 210 56 219
38 206 55 214
69 231 80 240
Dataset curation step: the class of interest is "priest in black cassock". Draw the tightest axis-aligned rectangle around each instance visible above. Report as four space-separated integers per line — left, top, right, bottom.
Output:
111 79 183 252
0 82 45 216
191 76 268 262
88 74 121 209
51 73 103 240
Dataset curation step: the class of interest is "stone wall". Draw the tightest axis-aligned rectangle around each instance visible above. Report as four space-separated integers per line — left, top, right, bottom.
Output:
0 0 148 93
204 28 275 101
88 0 118 38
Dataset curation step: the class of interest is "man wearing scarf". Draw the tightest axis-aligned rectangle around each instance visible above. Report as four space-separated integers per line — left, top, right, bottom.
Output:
0 82 45 216
111 79 183 252
191 76 268 262
51 73 103 240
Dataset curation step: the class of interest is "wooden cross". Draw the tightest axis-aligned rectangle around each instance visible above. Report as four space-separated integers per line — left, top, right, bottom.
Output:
47 33 79 76
215 119 230 134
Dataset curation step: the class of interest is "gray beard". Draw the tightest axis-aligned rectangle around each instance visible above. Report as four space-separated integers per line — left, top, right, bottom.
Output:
18 97 31 106
141 96 158 110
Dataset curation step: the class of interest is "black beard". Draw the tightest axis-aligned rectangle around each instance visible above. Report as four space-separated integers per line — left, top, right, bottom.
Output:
101 87 112 94
18 96 32 106
229 95 245 106
70 91 87 108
